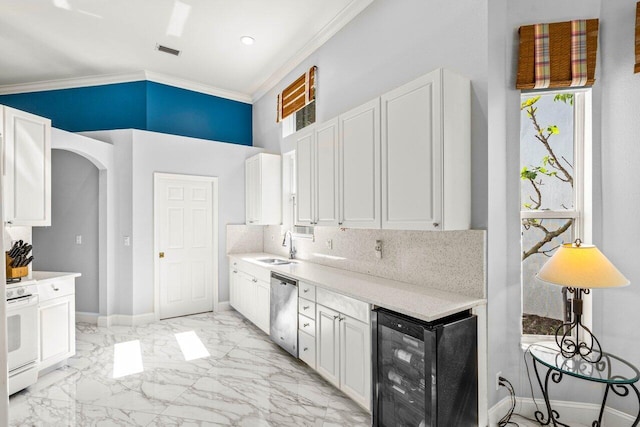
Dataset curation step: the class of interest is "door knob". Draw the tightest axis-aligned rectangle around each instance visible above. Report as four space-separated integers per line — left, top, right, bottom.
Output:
159 252 165 258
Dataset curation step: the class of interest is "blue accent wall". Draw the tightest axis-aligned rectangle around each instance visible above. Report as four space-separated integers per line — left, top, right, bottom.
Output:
0 81 252 146
0 82 147 132
146 82 252 146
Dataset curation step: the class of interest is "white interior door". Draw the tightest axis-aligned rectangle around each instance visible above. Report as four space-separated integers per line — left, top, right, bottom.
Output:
156 174 215 319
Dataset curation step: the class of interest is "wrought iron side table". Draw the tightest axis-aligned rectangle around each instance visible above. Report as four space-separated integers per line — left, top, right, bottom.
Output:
529 343 640 427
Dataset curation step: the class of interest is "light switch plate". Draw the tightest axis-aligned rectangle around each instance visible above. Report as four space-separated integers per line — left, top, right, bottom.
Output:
124 236 131 246
75 235 82 245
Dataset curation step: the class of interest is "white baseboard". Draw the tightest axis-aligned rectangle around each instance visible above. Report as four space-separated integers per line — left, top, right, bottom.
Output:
75 312 99 324
97 313 156 327
488 396 635 427
216 301 231 311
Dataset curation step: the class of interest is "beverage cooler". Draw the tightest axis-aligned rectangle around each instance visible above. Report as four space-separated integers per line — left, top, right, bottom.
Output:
372 308 478 427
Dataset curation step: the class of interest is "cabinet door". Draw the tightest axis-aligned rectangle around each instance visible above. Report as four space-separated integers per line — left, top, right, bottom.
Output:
316 304 340 387
4 106 51 226
245 157 261 224
314 118 339 226
39 295 75 370
255 280 270 334
339 315 371 410
339 98 381 229
235 271 250 318
229 267 239 310
295 129 315 226
381 71 443 230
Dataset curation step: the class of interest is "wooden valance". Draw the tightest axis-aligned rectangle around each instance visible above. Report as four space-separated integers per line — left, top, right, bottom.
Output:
516 19 599 89
635 2 640 73
276 66 316 123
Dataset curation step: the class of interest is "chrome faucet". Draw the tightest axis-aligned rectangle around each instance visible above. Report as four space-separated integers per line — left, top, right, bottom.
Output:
282 230 296 259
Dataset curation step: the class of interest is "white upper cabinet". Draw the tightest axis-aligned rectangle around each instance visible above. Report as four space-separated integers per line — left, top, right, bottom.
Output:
2 106 52 226
294 126 315 226
315 119 340 226
245 153 282 225
294 120 340 227
381 68 470 230
292 68 470 231
339 98 381 229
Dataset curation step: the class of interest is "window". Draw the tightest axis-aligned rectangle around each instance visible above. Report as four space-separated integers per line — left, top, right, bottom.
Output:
520 89 592 341
282 101 316 138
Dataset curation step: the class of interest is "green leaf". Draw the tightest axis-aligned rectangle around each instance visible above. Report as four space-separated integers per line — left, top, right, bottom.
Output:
547 125 559 135
521 96 541 110
553 94 574 105
520 166 537 180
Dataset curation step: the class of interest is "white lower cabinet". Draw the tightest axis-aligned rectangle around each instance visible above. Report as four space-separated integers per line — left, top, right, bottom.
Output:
229 260 270 335
316 303 371 410
38 279 76 372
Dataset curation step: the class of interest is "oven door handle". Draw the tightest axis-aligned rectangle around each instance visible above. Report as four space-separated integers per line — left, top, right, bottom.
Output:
7 294 37 308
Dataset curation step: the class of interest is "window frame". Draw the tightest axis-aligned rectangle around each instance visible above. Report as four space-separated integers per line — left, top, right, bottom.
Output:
520 88 592 346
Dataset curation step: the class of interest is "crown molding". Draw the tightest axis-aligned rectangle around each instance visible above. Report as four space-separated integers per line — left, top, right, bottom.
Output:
250 0 374 103
144 71 252 104
0 71 253 104
0 72 146 95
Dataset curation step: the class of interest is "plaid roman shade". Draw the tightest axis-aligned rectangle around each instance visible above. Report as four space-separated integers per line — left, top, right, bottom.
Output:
516 19 599 89
276 66 316 123
635 2 640 73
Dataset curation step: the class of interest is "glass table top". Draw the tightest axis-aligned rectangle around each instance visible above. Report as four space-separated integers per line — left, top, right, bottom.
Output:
529 343 640 385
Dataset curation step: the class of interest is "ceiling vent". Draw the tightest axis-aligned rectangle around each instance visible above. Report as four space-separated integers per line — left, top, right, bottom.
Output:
156 44 181 56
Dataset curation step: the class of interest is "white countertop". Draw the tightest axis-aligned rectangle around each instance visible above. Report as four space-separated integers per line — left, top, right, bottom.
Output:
7 271 81 288
229 253 486 323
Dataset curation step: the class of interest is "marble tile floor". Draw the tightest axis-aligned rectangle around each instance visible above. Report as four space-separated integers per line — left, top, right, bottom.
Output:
9 310 371 426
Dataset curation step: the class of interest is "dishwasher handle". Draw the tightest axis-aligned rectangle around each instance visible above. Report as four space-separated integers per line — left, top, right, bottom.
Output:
270 272 297 287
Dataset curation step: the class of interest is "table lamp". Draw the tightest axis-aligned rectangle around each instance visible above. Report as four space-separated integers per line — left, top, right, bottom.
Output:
536 239 629 363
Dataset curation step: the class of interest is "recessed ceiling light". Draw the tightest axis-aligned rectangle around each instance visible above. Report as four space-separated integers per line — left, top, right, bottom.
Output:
240 36 255 46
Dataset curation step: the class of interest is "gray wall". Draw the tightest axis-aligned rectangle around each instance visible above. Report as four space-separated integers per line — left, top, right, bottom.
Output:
252 0 489 230
599 0 640 415
33 149 100 314
83 129 262 316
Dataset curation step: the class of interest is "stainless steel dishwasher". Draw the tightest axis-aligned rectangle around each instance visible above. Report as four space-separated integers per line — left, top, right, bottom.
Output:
270 272 298 357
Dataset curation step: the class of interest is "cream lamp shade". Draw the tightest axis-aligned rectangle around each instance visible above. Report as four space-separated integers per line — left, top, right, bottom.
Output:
537 241 629 289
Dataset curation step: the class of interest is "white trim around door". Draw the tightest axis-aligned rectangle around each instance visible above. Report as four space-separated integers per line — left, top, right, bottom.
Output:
153 173 219 321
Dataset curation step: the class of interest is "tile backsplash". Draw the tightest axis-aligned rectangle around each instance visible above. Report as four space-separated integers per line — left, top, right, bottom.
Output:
228 224 486 299
226 224 264 254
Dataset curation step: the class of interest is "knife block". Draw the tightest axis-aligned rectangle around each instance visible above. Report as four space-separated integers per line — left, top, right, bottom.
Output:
5 252 28 281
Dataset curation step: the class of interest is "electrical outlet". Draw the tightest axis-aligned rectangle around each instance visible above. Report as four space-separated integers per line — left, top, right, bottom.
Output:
496 371 503 391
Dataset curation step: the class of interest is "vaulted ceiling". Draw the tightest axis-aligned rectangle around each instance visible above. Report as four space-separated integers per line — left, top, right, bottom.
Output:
0 0 372 101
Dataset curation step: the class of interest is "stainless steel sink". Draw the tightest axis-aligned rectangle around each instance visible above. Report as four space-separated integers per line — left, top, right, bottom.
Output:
257 258 296 266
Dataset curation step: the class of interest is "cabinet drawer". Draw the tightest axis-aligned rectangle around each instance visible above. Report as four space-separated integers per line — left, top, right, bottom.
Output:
230 257 271 283
299 281 316 301
316 287 370 324
299 314 316 337
38 278 75 302
298 330 316 369
298 299 316 320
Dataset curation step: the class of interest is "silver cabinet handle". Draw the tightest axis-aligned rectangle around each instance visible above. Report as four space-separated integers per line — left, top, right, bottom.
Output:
333 315 339 319
433 222 440 228
233 270 237 274
52 285 59 291
303 347 308 352
303 305 309 310
303 323 310 327
303 289 309 293
252 278 257 283
338 316 344 322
